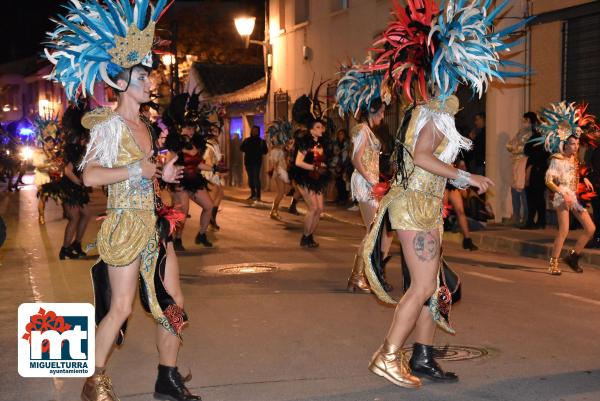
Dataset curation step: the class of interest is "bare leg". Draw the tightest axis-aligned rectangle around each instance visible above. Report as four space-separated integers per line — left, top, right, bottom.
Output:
37 192 48 221
62 205 80 247
298 186 316 235
359 201 392 258
272 178 285 212
309 192 324 233
412 305 436 345
95 258 141 368
573 209 595 253
448 189 471 239
386 229 440 347
192 189 213 234
76 203 91 242
551 207 570 258
156 242 183 366
172 190 190 239
209 183 224 208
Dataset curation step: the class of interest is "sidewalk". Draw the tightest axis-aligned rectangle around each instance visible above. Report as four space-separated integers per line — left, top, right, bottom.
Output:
224 187 600 269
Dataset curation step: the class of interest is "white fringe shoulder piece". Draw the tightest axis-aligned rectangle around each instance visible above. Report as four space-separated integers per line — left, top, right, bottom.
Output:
412 96 472 164
79 107 124 169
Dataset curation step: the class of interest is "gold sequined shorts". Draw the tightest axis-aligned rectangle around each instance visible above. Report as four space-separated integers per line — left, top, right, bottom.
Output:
387 188 443 232
97 210 157 267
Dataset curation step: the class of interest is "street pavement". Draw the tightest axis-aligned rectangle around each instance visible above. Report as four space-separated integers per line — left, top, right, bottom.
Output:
1 181 599 401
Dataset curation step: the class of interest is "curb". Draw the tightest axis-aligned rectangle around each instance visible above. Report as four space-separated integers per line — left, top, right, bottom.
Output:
224 194 600 270
223 195 364 226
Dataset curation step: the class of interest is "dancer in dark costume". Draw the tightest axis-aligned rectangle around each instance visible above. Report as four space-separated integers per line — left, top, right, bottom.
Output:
291 89 331 248
164 93 223 251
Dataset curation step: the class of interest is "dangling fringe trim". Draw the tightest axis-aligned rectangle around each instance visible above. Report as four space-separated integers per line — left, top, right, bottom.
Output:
414 107 472 164
79 113 123 169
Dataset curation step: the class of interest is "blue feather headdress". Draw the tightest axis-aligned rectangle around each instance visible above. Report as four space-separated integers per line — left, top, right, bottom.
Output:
33 115 60 145
267 120 293 146
370 0 533 102
429 0 533 99
335 60 388 119
44 0 172 101
535 101 600 154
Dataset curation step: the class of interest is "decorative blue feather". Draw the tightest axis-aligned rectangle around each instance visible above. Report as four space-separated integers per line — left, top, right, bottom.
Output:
335 60 385 119
44 0 170 101
429 0 534 100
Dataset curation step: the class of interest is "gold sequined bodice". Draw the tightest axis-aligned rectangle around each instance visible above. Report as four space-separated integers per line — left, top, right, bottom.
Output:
352 123 380 180
81 108 157 267
400 106 450 200
387 96 462 231
106 128 155 212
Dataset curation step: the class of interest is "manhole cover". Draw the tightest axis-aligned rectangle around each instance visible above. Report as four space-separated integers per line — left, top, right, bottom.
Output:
402 345 488 361
218 263 278 275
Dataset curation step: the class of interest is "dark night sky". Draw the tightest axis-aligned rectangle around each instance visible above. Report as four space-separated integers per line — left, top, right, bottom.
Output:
1 0 265 65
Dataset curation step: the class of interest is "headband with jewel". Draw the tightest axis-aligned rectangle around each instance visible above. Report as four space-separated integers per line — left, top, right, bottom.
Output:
44 0 172 101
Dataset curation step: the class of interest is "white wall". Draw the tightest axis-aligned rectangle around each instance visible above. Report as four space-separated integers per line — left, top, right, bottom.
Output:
269 0 392 117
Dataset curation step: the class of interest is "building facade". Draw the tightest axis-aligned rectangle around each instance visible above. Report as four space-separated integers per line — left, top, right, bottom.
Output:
267 0 600 222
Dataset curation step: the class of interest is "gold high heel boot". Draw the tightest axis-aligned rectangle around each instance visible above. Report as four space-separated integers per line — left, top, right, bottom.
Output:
346 254 371 293
369 340 422 388
269 208 281 220
548 257 561 275
81 370 119 401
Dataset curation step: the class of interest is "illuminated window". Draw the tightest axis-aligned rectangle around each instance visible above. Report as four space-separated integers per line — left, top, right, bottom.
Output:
229 117 243 140
279 0 286 30
331 0 349 12
295 0 309 25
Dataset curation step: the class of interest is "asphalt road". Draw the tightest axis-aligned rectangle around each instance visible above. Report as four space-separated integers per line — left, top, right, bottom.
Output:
1 183 599 401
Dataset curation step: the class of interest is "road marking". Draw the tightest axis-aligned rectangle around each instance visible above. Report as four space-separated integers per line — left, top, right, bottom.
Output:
463 271 514 283
554 292 600 306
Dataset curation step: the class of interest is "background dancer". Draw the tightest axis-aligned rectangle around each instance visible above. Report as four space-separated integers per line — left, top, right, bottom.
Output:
32 117 62 225
202 122 226 231
538 102 598 275
44 1 201 400
336 64 393 293
165 93 221 251
59 106 91 260
291 90 331 248
267 120 293 220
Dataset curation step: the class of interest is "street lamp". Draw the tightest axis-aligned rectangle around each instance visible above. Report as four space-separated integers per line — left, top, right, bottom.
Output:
234 17 256 48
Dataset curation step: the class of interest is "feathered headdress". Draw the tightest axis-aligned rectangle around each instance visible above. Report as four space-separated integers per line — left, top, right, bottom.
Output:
292 80 329 126
44 0 172 101
537 101 600 153
267 120 293 146
335 60 388 119
370 0 532 102
33 115 60 145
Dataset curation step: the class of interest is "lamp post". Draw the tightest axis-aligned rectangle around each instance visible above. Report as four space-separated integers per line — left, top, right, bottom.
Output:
234 12 272 115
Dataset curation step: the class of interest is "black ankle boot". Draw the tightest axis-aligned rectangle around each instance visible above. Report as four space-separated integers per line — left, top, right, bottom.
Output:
72 241 87 257
409 343 458 382
209 207 220 231
154 365 201 401
563 250 583 273
288 200 299 215
173 238 186 252
381 256 394 292
462 237 478 251
195 232 213 247
59 246 80 260
300 235 309 247
307 234 319 248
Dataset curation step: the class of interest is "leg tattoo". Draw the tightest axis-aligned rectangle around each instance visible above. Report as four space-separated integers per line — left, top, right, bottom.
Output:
413 232 438 261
